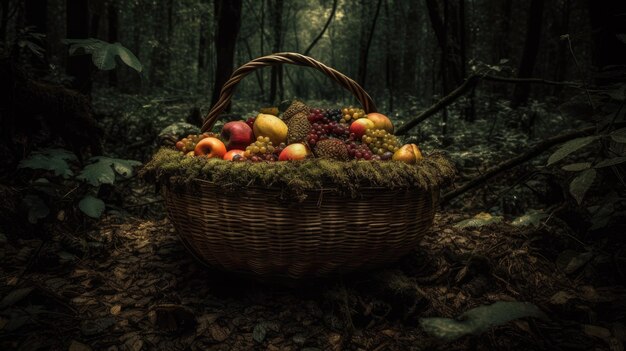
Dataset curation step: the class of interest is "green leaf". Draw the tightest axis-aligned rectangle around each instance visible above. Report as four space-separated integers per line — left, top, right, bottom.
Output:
569 169 597 205
562 163 591 171
22 195 50 224
77 161 115 186
547 136 599 166
454 212 502 229
95 157 142 178
78 196 105 219
420 301 546 342
64 38 142 72
511 209 548 227
18 148 76 178
594 157 626 168
77 157 141 186
610 128 626 144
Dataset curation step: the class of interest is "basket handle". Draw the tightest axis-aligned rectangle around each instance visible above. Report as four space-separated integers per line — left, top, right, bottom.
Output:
201 52 377 132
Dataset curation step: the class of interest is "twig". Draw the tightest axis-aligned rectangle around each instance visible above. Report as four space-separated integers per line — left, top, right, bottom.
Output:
561 34 594 109
441 126 596 204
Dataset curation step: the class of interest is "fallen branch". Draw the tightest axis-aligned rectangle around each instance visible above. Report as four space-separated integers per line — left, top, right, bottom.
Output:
395 75 480 135
440 126 596 204
395 74 584 135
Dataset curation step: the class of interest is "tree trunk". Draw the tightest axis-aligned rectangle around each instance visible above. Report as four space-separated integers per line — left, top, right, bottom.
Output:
553 0 570 95
107 1 118 87
24 0 47 70
511 0 545 107
66 0 93 96
150 0 173 89
268 0 283 104
587 0 626 78
425 0 462 89
0 0 9 43
211 0 243 108
356 0 383 89
401 1 419 94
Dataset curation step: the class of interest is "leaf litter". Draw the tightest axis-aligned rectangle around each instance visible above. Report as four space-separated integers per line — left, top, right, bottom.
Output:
0 213 624 350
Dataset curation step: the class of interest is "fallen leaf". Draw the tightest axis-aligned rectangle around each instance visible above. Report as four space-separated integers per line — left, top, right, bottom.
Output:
209 323 230 342
0 287 34 309
583 324 612 339
68 340 92 351
420 301 547 342
81 317 116 336
110 305 122 315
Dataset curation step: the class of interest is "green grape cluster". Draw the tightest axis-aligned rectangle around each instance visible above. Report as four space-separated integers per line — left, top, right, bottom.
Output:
340 106 366 123
176 133 215 153
362 129 401 155
244 136 277 161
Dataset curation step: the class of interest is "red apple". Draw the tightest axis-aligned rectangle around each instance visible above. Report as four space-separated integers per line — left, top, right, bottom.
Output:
223 149 245 161
349 118 375 139
194 137 227 158
392 144 423 164
221 121 255 151
278 143 310 161
367 112 394 133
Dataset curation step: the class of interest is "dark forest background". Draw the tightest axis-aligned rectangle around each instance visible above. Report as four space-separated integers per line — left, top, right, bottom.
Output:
1 1 626 350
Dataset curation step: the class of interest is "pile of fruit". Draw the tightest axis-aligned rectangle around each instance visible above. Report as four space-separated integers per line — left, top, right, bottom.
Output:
174 101 423 164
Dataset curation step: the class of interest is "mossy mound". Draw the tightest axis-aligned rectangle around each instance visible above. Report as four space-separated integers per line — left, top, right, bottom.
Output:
141 148 455 200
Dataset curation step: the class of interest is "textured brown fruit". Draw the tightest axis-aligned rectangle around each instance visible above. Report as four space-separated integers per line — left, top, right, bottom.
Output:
282 100 310 121
315 139 349 160
287 112 311 143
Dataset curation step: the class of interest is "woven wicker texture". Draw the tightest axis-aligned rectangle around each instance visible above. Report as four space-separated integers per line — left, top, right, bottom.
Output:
164 180 437 279
202 52 377 132
163 52 440 278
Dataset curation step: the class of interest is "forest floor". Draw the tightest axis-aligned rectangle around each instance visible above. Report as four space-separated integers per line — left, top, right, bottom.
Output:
1 210 624 350
2 91 624 350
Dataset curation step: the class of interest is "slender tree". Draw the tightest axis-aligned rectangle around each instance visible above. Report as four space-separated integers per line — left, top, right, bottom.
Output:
356 0 383 89
511 0 545 107
66 0 92 96
303 0 338 56
587 0 626 73
268 0 283 104
211 0 243 107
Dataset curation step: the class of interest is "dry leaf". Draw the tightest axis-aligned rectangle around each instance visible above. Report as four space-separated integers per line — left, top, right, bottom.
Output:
110 305 122 315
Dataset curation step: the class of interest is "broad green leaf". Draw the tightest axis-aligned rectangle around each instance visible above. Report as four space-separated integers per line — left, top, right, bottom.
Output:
22 195 50 224
78 195 105 219
511 209 548 227
64 38 142 72
454 212 502 229
610 128 626 144
562 163 591 171
594 157 626 168
77 157 141 186
18 148 76 178
77 161 115 186
547 136 599 166
420 301 546 342
569 168 597 205
91 156 141 178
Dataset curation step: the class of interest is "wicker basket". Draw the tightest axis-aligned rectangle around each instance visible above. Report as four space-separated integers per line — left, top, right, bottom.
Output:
163 52 440 279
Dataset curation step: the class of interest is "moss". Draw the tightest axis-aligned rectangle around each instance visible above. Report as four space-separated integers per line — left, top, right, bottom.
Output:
141 148 455 200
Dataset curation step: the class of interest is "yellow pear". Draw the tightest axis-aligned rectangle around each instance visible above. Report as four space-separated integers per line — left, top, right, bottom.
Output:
392 144 423 164
253 113 288 145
